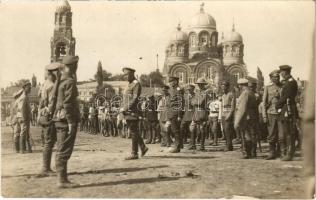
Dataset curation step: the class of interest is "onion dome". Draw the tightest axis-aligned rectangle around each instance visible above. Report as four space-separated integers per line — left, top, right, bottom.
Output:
56 0 71 13
189 3 216 29
224 23 243 42
169 23 188 42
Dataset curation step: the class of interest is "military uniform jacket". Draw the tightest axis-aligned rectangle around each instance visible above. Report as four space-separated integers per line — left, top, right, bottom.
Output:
122 79 141 120
262 83 281 118
146 99 158 122
234 88 257 127
54 74 80 125
275 76 298 119
16 92 31 123
39 80 54 117
166 86 184 120
158 95 169 122
191 88 209 122
219 91 236 119
182 93 194 122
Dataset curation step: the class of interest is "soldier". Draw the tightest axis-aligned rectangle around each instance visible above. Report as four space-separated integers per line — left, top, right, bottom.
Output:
158 85 172 147
275 65 298 161
53 55 80 188
262 70 282 160
189 78 209 151
37 63 62 177
120 67 148 160
16 80 32 153
181 84 195 145
219 81 236 151
167 77 184 153
146 95 159 144
208 94 221 146
234 78 257 159
10 89 24 153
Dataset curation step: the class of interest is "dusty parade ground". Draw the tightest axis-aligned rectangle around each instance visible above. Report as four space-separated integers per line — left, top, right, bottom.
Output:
1 125 305 199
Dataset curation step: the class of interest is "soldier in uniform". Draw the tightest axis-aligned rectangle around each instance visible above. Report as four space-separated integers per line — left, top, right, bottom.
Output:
208 94 221 146
180 84 195 145
10 89 24 153
275 65 298 161
167 77 184 153
158 85 172 147
16 80 32 153
120 67 148 160
262 70 282 160
37 63 61 177
189 78 210 151
145 95 159 144
234 78 258 159
53 55 80 188
219 81 236 151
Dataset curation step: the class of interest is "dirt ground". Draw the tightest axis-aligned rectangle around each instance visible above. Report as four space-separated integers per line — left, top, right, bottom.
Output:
1 125 305 198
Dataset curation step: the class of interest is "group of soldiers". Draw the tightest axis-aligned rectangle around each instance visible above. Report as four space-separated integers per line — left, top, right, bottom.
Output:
78 64 300 162
9 59 301 188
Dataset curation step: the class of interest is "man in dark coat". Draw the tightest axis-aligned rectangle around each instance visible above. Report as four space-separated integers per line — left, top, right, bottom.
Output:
275 65 298 161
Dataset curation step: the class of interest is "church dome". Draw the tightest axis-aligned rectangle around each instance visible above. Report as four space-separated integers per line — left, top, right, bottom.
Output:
169 24 188 42
224 24 243 42
56 0 71 13
189 3 216 29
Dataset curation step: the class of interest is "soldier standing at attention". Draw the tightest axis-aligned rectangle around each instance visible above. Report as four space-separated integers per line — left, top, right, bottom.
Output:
120 67 148 160
16 81 32 153
53 55 80 188
234 78 258 159
167 77 184 153
219 81 236 151
189 78 209 151
158 85 172 147
262 70 282 160
208 95 221 146
275 65 298 161
37 63 62 177
10 89 24 153
180 84 195 145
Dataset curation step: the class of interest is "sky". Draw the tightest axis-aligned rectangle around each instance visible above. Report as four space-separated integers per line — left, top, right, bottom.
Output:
0 0 314 88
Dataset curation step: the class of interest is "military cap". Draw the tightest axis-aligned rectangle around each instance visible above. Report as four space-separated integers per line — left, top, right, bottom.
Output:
185 84 195 90
279 65 292 71
195 77 208 84
45 62 65 71
13 89 24 98
237 78 249 85
248 81 257 86
22 80 31 88
269 70 280 77
122 67 136 73
61 55 79 65
221 80 230 86
168 76 179 82
162 85 170 90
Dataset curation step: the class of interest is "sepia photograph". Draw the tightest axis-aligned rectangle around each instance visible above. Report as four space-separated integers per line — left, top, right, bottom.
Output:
0 0 315 199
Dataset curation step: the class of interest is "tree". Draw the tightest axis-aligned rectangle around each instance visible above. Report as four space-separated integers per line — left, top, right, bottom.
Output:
257 67 264 93
94 61 112 82
96 61 103 87
110 73 125 81
31 74 37 87
139 70 164 87
13 79 29 87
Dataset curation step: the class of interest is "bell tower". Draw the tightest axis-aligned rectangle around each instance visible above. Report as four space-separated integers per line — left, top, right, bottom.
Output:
50 0 76 62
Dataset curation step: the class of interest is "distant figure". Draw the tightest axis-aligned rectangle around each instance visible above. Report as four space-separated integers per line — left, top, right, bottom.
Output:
31 103 38 126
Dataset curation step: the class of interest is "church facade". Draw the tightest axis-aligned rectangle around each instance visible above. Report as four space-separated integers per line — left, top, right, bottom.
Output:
163 3 248 91
50 0 76 62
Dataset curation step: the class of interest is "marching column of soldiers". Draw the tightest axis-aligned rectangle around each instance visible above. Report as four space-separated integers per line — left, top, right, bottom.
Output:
9 63 302 188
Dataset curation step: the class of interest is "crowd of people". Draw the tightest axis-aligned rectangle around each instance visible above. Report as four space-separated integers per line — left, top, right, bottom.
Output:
78 65 302 161
8 58 303 188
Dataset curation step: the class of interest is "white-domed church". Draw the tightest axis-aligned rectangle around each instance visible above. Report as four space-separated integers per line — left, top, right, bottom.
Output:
163 3 248 91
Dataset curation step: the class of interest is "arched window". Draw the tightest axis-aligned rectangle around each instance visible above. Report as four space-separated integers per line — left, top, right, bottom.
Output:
199 32 209 46
189 33 197 47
